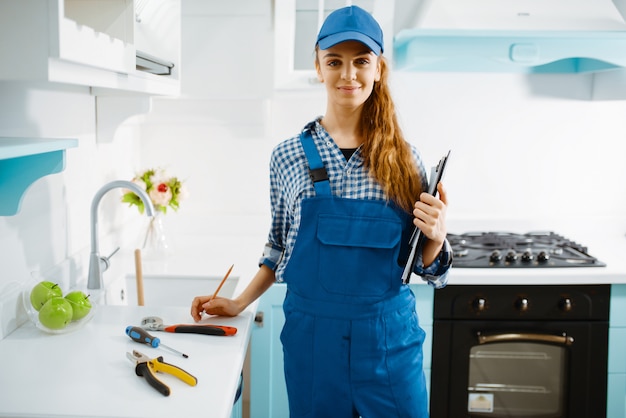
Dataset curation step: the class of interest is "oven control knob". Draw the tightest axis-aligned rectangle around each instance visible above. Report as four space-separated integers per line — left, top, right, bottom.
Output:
559 298 573 312
537 251 550 263
521 250 533 263
516 297 529 311
473 298 487 312
490 250 502 263
505 251 518 262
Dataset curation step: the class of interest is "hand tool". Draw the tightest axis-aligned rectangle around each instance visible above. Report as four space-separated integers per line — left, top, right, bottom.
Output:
141 316 237 336
209 264 234 302
125 325 189 358
126 350 197 396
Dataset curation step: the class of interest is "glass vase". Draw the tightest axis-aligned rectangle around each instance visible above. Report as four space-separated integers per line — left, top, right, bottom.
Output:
141 212 173 259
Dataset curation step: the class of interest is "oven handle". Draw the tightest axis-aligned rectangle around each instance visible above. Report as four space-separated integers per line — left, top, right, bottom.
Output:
477 332 574 346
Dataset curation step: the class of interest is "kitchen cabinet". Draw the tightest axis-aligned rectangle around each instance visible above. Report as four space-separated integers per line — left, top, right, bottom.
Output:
0 0 180 96
105 273 130 306
0 137 77 216
608 284 626 417
248 282 434 417
250 282 626 416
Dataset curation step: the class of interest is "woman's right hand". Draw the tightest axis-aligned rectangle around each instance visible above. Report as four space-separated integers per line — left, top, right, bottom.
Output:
190 295 244 321
190 265 277 322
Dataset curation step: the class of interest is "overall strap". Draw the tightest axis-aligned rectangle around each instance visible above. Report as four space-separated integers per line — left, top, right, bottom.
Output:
299 128 331 196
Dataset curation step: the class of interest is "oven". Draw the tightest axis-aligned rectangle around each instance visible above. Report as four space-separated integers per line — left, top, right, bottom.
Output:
430 232 610 418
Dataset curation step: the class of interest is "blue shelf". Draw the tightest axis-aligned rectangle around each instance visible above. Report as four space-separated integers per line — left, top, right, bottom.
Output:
0 137 78 216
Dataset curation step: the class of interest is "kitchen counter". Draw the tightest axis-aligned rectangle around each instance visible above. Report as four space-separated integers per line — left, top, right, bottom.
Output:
0 304 254 418
0 229 263 418
1 220 624 417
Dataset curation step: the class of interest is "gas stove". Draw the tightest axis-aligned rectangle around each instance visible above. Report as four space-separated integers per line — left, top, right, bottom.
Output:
448 231 605 268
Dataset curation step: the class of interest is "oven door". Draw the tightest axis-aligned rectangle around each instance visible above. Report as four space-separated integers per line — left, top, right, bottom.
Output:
430 320 608 418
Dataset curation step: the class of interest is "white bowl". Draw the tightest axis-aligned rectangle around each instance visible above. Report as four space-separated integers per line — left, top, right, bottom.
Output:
22 274 97 335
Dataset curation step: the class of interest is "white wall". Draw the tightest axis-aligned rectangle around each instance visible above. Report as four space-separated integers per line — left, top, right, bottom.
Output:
141 0 626 234
2 0 626 339
136 1 276 240
0 82 144 338
391 71 626 225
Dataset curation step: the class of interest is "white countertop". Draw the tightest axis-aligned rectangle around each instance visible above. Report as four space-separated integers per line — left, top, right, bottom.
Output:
0 232 263 418
0 304 254 418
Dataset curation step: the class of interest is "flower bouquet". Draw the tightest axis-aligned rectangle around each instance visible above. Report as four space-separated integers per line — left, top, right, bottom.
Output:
122 168 186 214
122 168 188 258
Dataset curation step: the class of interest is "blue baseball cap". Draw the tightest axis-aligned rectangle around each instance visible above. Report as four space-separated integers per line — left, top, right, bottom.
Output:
316 6 384 55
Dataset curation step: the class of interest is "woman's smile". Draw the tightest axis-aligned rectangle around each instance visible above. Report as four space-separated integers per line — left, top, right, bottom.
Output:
338 84 361 94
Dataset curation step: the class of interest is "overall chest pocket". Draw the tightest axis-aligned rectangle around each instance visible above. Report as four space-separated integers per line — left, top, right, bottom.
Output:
317 214 402 297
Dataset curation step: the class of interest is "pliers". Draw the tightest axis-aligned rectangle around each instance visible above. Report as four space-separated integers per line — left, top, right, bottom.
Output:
126 350 197 396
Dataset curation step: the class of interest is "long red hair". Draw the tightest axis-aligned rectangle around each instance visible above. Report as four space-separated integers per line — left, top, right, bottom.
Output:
359 57 423 212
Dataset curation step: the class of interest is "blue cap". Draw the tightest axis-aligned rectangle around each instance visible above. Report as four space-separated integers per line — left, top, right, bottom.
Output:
316 6 384 55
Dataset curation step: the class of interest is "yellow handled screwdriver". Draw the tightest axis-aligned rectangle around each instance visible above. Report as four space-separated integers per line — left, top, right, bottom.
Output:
125 326 189 358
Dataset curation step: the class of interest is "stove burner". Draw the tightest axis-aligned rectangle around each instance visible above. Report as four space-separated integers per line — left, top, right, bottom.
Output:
448 231 605 268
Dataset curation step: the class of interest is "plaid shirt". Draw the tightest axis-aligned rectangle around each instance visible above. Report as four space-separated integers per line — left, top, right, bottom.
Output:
260 119 451 288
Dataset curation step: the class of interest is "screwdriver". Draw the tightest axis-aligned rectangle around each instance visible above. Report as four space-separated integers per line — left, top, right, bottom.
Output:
125 326 189 358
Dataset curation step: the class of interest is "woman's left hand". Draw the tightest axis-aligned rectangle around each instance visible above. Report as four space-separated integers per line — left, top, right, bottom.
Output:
412 182 448 245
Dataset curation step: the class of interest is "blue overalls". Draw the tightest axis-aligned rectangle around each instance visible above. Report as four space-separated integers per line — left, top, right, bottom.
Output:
279 130 429 418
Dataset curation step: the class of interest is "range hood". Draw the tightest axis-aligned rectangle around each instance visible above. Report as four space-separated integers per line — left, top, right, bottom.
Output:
392 0 626 73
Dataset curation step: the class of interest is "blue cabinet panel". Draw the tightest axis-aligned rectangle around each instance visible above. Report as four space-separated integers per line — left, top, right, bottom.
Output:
412 284 434 325
608 284 626 415
609 328 626 374
607 374 626 418
611 284 626 327
412 284 434 371
250 284 289 418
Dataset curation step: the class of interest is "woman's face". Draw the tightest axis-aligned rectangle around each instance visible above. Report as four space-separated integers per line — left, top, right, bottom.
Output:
316 40 381 110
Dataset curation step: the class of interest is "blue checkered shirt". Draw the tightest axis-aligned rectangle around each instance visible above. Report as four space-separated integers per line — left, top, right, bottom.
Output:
260 119 451 288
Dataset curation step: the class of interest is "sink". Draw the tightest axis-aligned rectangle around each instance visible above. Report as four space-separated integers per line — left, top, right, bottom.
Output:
124 274 239 307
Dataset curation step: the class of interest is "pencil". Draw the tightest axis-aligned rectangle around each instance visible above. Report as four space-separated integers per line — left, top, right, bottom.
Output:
209 264 234 301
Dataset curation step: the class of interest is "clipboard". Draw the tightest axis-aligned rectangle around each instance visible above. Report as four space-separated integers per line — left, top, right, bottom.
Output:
400 150 451 284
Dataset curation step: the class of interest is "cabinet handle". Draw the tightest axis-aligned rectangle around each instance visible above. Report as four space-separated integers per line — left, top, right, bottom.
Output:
254 311 264 328
477 332 574 346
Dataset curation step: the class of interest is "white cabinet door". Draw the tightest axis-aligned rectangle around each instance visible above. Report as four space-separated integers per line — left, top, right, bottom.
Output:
0 0 180 96
104 275 129 306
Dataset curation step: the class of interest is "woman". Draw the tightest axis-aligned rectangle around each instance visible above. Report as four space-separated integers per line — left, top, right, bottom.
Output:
191 6 451 417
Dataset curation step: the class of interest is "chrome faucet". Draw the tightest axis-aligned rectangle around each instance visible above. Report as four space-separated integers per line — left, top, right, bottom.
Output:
87 180 155 290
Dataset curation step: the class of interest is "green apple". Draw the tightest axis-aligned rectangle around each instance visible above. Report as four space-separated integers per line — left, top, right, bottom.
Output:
38 297 73 330
64 291 92 321
30 281 63 311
